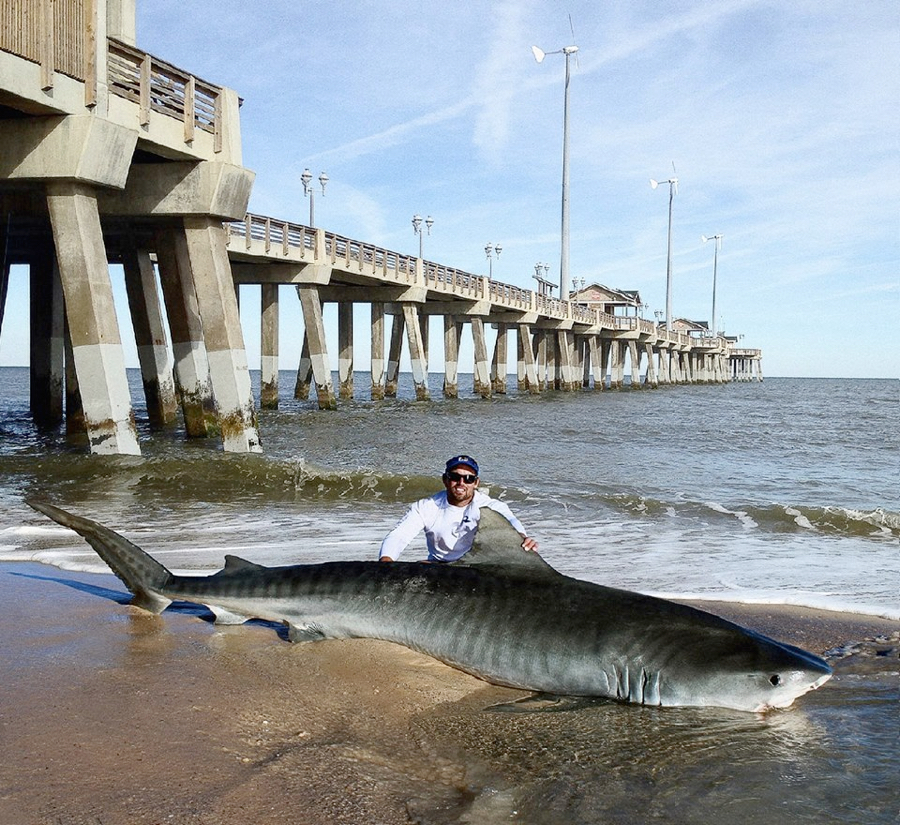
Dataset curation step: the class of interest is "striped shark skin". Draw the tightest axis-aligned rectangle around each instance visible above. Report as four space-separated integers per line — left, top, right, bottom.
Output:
27 501 832 712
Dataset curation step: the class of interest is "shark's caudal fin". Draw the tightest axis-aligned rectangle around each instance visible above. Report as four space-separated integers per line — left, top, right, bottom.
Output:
27 500 173 613
453 508 560 577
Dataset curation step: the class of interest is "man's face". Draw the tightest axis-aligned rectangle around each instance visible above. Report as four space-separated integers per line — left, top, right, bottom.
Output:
443 465 479 506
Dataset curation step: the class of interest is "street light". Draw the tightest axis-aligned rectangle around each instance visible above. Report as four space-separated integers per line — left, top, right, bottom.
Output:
702 234 723 337
301 168 328 227
650 172 678 330
412 214 434 258
532 42 578 301
484 242 502 278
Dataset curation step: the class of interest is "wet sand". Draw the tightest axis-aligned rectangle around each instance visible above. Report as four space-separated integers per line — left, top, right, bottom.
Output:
1 562 897 825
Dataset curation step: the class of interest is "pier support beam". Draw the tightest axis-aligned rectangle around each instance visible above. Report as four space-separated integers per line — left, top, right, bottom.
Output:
297 283 337 410
370 303 385 400
516 327 526 391
628 341 642 389
644 343 658 388
661 348 672 385
419 313 430 376
0 225 9 340
63 322 84 436
588 337 604 390
518 325 539 393
557 331 576 391
46 182 140 455
471 318 491 398
533 331 547 391
29 252 64 427
181 217 261 452
385 311 403 398
401 304 429 400
294 335 311 400
338 302 354 400
491 324 508 394
547 334 558 390
443 315 461 398
608 341 623 390
579 337 591 389
155 228 217 438
260 283 279 409
122 244 178 426
670 351 681 384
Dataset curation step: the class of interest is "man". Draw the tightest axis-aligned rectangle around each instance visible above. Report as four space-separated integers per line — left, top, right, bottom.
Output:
378 455 538 562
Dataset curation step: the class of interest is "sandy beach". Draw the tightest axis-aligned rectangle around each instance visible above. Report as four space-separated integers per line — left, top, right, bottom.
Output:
1 561 897 825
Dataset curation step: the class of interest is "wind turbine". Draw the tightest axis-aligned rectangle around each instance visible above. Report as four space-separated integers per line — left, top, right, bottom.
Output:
702 233 723 336
532 22 579 301
650 163 678 329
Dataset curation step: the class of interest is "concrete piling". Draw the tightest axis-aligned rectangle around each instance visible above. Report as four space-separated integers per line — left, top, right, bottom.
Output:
297 285 337 410
443 315 460 398
46 182 140 456
338 301 354 400
122 244 178 426
260 282 279 409
155 228 218 438
371 302 386 400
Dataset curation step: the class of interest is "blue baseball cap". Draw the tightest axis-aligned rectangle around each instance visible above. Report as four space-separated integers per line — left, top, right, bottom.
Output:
445 455 479 476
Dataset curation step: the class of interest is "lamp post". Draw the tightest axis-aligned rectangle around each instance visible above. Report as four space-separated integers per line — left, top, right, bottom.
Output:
532 42 578 301
301 168 328 227
485 243 502 278
412 214 434 258
701 234 723 337
650 174 678 329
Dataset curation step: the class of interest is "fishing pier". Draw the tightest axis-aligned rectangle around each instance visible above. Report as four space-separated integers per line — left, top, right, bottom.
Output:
0 0 762 457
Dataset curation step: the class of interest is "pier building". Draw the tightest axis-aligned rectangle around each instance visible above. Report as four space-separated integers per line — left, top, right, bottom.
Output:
0 0 762 456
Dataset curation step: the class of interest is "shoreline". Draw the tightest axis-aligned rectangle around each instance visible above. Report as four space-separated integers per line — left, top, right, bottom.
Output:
2 561 898 825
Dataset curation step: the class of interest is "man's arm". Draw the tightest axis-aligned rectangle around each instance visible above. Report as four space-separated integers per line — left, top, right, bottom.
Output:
378 502 427 561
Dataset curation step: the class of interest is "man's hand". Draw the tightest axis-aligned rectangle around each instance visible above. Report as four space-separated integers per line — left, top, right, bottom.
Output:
520 535 539 552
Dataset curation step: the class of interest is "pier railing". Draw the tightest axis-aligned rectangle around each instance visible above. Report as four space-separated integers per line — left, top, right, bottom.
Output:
107 38 223 149
227 213 714 350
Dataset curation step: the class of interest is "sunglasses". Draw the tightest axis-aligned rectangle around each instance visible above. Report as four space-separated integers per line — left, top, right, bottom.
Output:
445 471 478 484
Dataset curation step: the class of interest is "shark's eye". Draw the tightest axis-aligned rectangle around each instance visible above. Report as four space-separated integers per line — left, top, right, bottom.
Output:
769 674 781 686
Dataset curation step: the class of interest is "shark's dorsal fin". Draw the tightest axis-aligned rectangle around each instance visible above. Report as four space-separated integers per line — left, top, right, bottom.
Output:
451 508 560 577
220 554 266 573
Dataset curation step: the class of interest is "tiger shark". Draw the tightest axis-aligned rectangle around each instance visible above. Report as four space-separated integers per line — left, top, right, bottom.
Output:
27 500 832 712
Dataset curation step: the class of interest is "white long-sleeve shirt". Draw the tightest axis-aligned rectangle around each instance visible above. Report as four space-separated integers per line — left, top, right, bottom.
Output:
379 490 527 562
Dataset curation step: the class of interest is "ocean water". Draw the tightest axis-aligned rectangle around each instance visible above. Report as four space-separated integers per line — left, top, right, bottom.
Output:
0 368 897 823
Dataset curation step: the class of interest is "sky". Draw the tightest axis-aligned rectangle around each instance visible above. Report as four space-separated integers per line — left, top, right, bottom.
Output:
1 0 897 378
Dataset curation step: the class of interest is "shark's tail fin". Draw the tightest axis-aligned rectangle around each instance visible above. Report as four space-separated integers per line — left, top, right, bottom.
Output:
27 500 173 614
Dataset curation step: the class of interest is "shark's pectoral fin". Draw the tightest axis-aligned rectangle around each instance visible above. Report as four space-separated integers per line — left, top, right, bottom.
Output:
285 622 328 643
486 693 603 713
208 605 249 625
